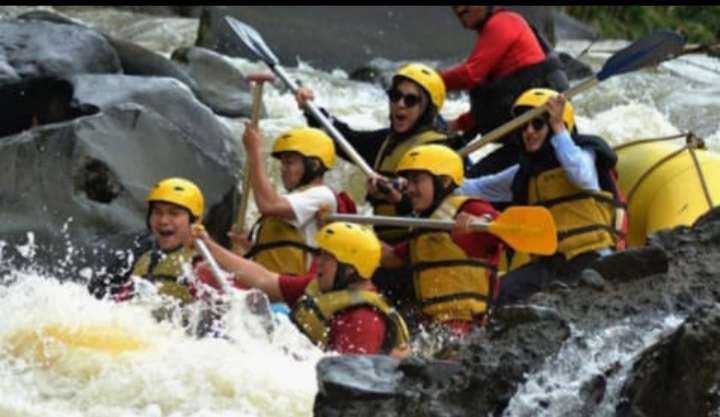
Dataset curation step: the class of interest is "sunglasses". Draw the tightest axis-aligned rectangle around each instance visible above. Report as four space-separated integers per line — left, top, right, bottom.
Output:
387 89 422 107
522 117 548 131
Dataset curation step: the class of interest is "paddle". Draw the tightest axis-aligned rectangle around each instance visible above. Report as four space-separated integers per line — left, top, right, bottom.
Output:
459 30 685 157
224 15 384 182
327 205 558 255
194 237 276 334
232 71 275 254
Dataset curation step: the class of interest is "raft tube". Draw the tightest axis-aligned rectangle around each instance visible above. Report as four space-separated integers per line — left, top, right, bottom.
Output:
615 133 720 247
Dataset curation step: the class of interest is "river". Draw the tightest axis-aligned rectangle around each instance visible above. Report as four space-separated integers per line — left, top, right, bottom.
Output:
1 5 719 417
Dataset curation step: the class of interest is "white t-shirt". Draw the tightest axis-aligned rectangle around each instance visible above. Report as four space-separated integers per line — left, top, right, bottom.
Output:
286 184 337 250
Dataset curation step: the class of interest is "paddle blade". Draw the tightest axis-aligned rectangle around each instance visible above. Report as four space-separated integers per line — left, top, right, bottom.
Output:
597 30 684 81
225 16 279 66
488 206 557 255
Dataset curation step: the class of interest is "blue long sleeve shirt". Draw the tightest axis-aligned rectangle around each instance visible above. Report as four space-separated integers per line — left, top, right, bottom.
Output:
456 129 600 201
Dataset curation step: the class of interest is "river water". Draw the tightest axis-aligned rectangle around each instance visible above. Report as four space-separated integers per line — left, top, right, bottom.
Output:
1 6 719 417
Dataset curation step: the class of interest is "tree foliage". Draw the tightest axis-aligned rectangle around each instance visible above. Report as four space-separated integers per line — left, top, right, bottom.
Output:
561 6 720 44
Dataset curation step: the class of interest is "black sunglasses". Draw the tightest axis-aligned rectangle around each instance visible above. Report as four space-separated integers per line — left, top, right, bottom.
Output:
522 117 547 131
387 89 422 107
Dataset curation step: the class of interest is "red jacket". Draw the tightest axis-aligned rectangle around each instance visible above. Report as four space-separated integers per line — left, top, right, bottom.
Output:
440 10 546 132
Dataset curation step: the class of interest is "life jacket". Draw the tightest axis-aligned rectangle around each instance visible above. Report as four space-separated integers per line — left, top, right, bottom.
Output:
468 11 569 138
512 134 627 259
408 195 497 322
369 128 448 243
289 280 410 354
245 185 357 275
131 245 198 304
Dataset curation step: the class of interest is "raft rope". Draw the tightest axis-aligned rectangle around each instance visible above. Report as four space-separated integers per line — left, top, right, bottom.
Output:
618 131 714 210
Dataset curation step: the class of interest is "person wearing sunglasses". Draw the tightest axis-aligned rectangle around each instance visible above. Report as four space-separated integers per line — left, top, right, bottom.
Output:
439 6 569 178
452 88 627 306
294 63 449 245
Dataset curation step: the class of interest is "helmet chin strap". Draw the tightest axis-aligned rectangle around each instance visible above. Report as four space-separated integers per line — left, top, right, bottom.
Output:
294 157 324 190
420 176 453 217
331 263 363 291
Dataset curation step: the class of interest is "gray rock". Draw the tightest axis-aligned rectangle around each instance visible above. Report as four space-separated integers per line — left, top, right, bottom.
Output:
172 46 261 118
17 10 199 94
196 6 555 72
0 18 121 82
69 74 240 165
617 304 720 417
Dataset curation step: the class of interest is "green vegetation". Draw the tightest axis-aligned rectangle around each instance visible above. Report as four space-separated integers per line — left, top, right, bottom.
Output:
561 6 720 44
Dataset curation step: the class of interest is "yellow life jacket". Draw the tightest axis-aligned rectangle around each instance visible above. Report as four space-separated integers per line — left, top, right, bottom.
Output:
289 280 410 354
371 129 448 243
528 166 618 260
131 246 197 304
409 195 496 322
245 185 322 275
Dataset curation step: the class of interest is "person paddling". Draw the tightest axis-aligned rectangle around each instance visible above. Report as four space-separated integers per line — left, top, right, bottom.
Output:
295 63 449 245
454 89 626 305
381 144 504 337
195 221 411 358
230 125 356 277
440 6 569 177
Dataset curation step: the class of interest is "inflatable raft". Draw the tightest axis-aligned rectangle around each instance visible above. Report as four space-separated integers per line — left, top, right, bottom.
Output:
615 132 720 247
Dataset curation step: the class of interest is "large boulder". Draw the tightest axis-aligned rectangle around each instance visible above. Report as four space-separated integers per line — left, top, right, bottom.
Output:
0 75 241 281
171 46 261 118
70 74 240 162
195 6 555 72
0 18 121 84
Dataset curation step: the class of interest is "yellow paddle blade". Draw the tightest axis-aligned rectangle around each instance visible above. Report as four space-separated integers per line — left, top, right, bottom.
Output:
8 323 146 365
487 206 557 255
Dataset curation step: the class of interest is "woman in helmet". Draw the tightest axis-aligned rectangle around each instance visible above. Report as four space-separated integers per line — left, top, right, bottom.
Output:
236 124 355 277
454 88 626 305
294 63 450 245
90 177 206 304
194 221 411 357
381 144 504 336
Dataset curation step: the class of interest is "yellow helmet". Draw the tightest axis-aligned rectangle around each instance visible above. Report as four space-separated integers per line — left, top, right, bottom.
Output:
395 144 464 186
271 127 336 169
315 222 381 279
146 177 204 219
394 63 446 110
512 88 575 132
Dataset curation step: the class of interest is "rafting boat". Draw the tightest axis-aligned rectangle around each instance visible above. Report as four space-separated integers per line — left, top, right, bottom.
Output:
615 132 720 247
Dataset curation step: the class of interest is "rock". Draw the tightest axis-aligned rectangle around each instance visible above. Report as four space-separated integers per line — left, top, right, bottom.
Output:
0 76 99 138
103 36 198 92
558 51 595 80
196 6 555 72
0 18 121 83
587 246 669 283
171 46 261 118
552 9 600 41
0 76 241 281
617 304 720 417
17 10 199 94
69 74 240 163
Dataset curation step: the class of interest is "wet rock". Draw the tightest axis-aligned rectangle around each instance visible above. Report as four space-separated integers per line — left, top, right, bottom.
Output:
17 10 199 95
69 74 239 163
197 6 556 72
617 304 720 417
103 37 198 91
0 76 98 138
0 18 121 83
0 97 239 281
588 246 669 283
171 46 261 118
559 51 595 80
552 9 600 41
